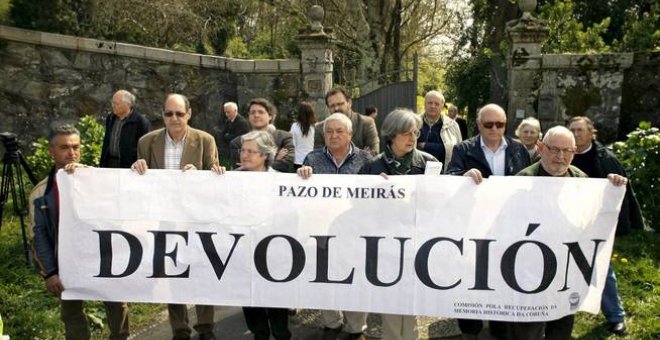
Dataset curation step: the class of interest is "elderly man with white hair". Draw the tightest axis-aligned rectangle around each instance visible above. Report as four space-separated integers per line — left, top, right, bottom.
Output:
417 90 462 172
506 126 628 340
297 112 372 340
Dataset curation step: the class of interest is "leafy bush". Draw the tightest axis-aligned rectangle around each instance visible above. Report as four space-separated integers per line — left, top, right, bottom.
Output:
613 122 660 231
26 116 105 180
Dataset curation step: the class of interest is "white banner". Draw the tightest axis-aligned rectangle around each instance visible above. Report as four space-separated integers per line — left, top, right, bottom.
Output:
57 168 625 321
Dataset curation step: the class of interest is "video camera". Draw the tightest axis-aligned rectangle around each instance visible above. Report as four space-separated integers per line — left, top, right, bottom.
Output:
0 132 19 154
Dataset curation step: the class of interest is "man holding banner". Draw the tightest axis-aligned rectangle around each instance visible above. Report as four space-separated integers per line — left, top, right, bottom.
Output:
297 112 372 340
447 104 531 339
32 125 130 340
510 126 628 339
131 93 222 340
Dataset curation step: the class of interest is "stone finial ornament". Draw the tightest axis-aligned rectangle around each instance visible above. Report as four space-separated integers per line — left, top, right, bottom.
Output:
309 5 325 33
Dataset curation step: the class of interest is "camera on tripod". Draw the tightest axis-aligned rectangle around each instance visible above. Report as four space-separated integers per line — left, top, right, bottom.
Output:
0 132 19 155
1 131 38 264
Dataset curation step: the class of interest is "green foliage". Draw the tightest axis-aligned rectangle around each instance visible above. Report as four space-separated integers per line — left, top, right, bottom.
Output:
539 0 611 53
613 122 660 231
0 0 9 23
0 217 165 339
444 50 491 121
618 3 660 52
9 0 92 35
573 231 660 339
26 116 105 180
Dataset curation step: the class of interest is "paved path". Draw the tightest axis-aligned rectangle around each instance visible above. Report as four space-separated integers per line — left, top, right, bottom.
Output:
130 306 501 339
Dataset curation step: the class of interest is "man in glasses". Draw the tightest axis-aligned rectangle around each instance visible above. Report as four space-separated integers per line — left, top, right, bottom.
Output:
100 90 151 169
507 126 628 339
446 103 531 339
131 93 221 340
315 87 380 156
447 104 531 182
568 116 643 336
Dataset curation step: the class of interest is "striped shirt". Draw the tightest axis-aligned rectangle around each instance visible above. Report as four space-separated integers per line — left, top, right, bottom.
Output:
164 132 186 170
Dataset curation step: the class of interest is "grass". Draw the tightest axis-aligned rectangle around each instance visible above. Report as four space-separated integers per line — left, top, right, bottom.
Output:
572 231 659 339
1 205 658 339
0 213 165 339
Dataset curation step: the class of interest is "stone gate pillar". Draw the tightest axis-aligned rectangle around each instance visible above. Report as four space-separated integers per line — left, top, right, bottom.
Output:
298 5 334 119
505 0 548 132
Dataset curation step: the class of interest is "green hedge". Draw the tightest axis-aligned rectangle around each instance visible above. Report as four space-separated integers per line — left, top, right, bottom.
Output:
613 122 659 231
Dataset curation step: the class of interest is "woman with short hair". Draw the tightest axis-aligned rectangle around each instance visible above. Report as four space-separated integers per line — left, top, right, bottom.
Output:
238 130 290 340
515 117 543 162
359 108 438 340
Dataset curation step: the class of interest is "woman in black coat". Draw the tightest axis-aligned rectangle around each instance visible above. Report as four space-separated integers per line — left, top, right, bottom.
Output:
358 108 438 340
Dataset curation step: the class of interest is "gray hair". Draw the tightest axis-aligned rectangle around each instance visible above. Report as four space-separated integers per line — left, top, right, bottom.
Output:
116 90 136 108
515 117 543 139
223 102 238 111
425 90 445 104
48 124 80 145
542 126 575 146
381 108 422 144
241 130 277 168
323 113 353 134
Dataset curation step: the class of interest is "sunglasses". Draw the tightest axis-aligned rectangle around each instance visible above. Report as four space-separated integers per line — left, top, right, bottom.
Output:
163 110 187 118
482 121 506 129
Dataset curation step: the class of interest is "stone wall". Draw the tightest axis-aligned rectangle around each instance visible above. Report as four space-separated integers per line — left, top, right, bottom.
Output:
620 51 660 138
0 25 302 152
506 14 658 144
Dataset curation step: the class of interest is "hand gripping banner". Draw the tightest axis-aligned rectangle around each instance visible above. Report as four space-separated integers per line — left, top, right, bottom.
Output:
57 169 625 322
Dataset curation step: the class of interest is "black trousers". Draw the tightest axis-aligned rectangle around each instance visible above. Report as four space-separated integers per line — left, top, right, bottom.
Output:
242 307 291 340
458 319 508 338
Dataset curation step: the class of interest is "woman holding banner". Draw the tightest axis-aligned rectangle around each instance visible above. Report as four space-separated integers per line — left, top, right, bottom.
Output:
359 108 438 340
237 130 291 339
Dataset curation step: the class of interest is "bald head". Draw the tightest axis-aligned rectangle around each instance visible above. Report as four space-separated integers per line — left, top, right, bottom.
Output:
477 104 507 148
539 126 577 177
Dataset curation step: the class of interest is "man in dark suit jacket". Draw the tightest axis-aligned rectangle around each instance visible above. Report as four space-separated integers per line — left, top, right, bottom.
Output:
100 90 150 168
314 88 380 156
448 104 531 181
446 103 531 339
221 101 250 146
131 93 221 340
448 104 469 139
229 98 295 173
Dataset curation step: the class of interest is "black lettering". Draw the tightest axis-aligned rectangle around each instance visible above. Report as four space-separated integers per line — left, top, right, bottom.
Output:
148 231 190 278
94 230 142 278
501 241 557 294
254 235 305 282
415 237 463 289
559 239 605 291
310 236 354 284
470 239 495 291
362 236 409 287
197 232 244 281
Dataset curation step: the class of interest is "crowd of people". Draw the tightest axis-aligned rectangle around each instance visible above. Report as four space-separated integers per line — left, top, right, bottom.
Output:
28 87 642 340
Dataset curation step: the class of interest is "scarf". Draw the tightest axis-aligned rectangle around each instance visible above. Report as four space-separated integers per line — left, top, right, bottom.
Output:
383 145 413 175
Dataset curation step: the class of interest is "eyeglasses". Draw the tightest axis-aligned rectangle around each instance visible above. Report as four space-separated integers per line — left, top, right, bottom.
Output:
240 148 261 155
163 110 187 118
401 130 421 138
544 144 576 156
481 121 506 129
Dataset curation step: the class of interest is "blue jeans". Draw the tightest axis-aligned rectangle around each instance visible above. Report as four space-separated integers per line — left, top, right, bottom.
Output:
601 263 625 323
